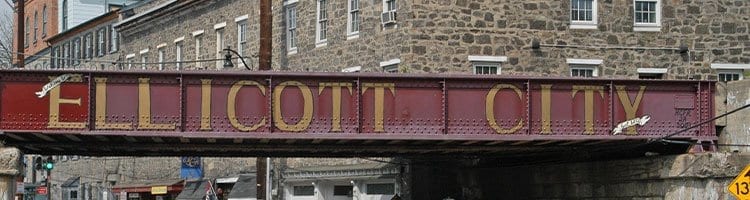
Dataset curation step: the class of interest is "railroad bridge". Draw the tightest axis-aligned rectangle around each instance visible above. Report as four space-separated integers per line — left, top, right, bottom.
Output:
0 70 715 158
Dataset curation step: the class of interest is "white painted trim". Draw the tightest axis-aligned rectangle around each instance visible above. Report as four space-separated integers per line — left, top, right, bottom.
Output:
214 22 227 30
342 66 361 73
710 63 750 70
379 58 401 67
191 30 204 37
633 26 662 32
570 65 599 77
566 58 603 65
114 0 178 27
234 15 249 22
139 48 149 54
347 33 360 40
637 68 668 74
283 0 298 6
125 53 135 59
569 24 598 30
173 37 185 43
468 55 508 63
287 48 297 55
156 43 167 49
315 41 327 48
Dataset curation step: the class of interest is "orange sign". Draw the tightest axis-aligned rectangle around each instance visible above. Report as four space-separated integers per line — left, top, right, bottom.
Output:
728 164 750 200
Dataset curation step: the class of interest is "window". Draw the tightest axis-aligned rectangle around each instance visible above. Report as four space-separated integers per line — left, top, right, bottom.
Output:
718 71 742 82
195 35 203 68
380 58 401 73
711 64 748 82
385 0 397 12
633 0 661 31
42 6 47 37
97 29 105 56
293 186 314 196
126 54 135 69
286 3 298 54
567 59 601 77
469 56 506 75
110 26 118 52
316 0 328 45
570 0 597 29
69 190 78 199
50 47 57 69
62 0 68 30
63 43 69 67
158 48 165 70
85 33 93 59
347 0 360 38
140 49 149 70
33 12 37 43
637 68 666 79
366 183 395 195
73 38 81 66
215 25 225 69
175 42 183 70
334 186 353 197
24 17 29 48
237 21 248 65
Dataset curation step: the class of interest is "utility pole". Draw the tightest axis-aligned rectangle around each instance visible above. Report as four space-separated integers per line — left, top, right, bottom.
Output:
15 0 25 68
257 0 272 199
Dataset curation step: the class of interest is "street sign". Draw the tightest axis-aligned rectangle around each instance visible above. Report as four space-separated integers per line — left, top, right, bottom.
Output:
728 164 750 200
36 186 48 195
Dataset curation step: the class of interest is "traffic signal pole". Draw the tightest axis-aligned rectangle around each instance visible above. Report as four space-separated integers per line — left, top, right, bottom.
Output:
258 0 271 199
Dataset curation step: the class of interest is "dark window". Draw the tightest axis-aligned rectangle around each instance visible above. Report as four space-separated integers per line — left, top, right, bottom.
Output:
293 186 314 196
334 186 353 196
638 73 663 79
366 183 394 195
718 72 742 82
69 190 78 199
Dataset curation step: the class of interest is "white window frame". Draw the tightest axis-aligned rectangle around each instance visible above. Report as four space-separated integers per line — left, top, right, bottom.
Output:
97 28 105 57
347 0 360 39
215 25 225 69
157 43 166 70
637 68 667 79
380 58 401 73
109 26 118 53
363 180 396 197
567 58 602 77
633 0 661 32
569 0 598 29
342 66 361 73
316 0 328 47
236 19 248 66
193 30 204 69
286 3 298 54
140 48 149 70
469 56 506 75
125 54 135 70
383 0 397 12
711 63 748 82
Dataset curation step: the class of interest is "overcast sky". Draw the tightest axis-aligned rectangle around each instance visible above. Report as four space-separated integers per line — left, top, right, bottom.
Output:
0 0 11 16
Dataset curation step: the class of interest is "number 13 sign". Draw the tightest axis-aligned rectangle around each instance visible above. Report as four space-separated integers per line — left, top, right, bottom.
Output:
729 164 750 200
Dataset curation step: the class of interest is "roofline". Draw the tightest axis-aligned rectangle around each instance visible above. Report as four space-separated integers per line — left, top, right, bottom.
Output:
45 10 120 44
113 0 178 28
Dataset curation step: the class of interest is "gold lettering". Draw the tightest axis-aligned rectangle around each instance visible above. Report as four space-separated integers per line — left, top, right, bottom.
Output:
362 83 395 132
200 79 212 131
273 81 314 132
540 84 552 134
485 84 524 134
47 75 86 129
95 78 132 130
227 80 266 131
571 85 605 134
319 82 353 132
616 85 647 135
138 78 176 130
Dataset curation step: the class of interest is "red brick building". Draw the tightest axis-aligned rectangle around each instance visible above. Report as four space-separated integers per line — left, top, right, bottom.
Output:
12 0 58 66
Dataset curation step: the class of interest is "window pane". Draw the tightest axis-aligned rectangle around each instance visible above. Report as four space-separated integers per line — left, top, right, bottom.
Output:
367 183 394 195
293 186 314 196
334 186 353 196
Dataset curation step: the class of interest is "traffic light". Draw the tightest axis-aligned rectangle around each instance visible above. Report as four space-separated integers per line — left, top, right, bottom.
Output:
42 156 54 170
34 157 42 170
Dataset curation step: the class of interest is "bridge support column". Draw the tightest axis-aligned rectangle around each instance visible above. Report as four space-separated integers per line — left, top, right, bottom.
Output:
0 148 21 200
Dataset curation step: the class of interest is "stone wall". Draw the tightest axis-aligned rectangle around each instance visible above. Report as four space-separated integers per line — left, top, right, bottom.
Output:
400 0 750 78
718 79 750 152
412 152 750 199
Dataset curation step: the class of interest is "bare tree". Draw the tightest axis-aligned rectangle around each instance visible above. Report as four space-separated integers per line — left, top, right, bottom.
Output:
0 8 13 68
